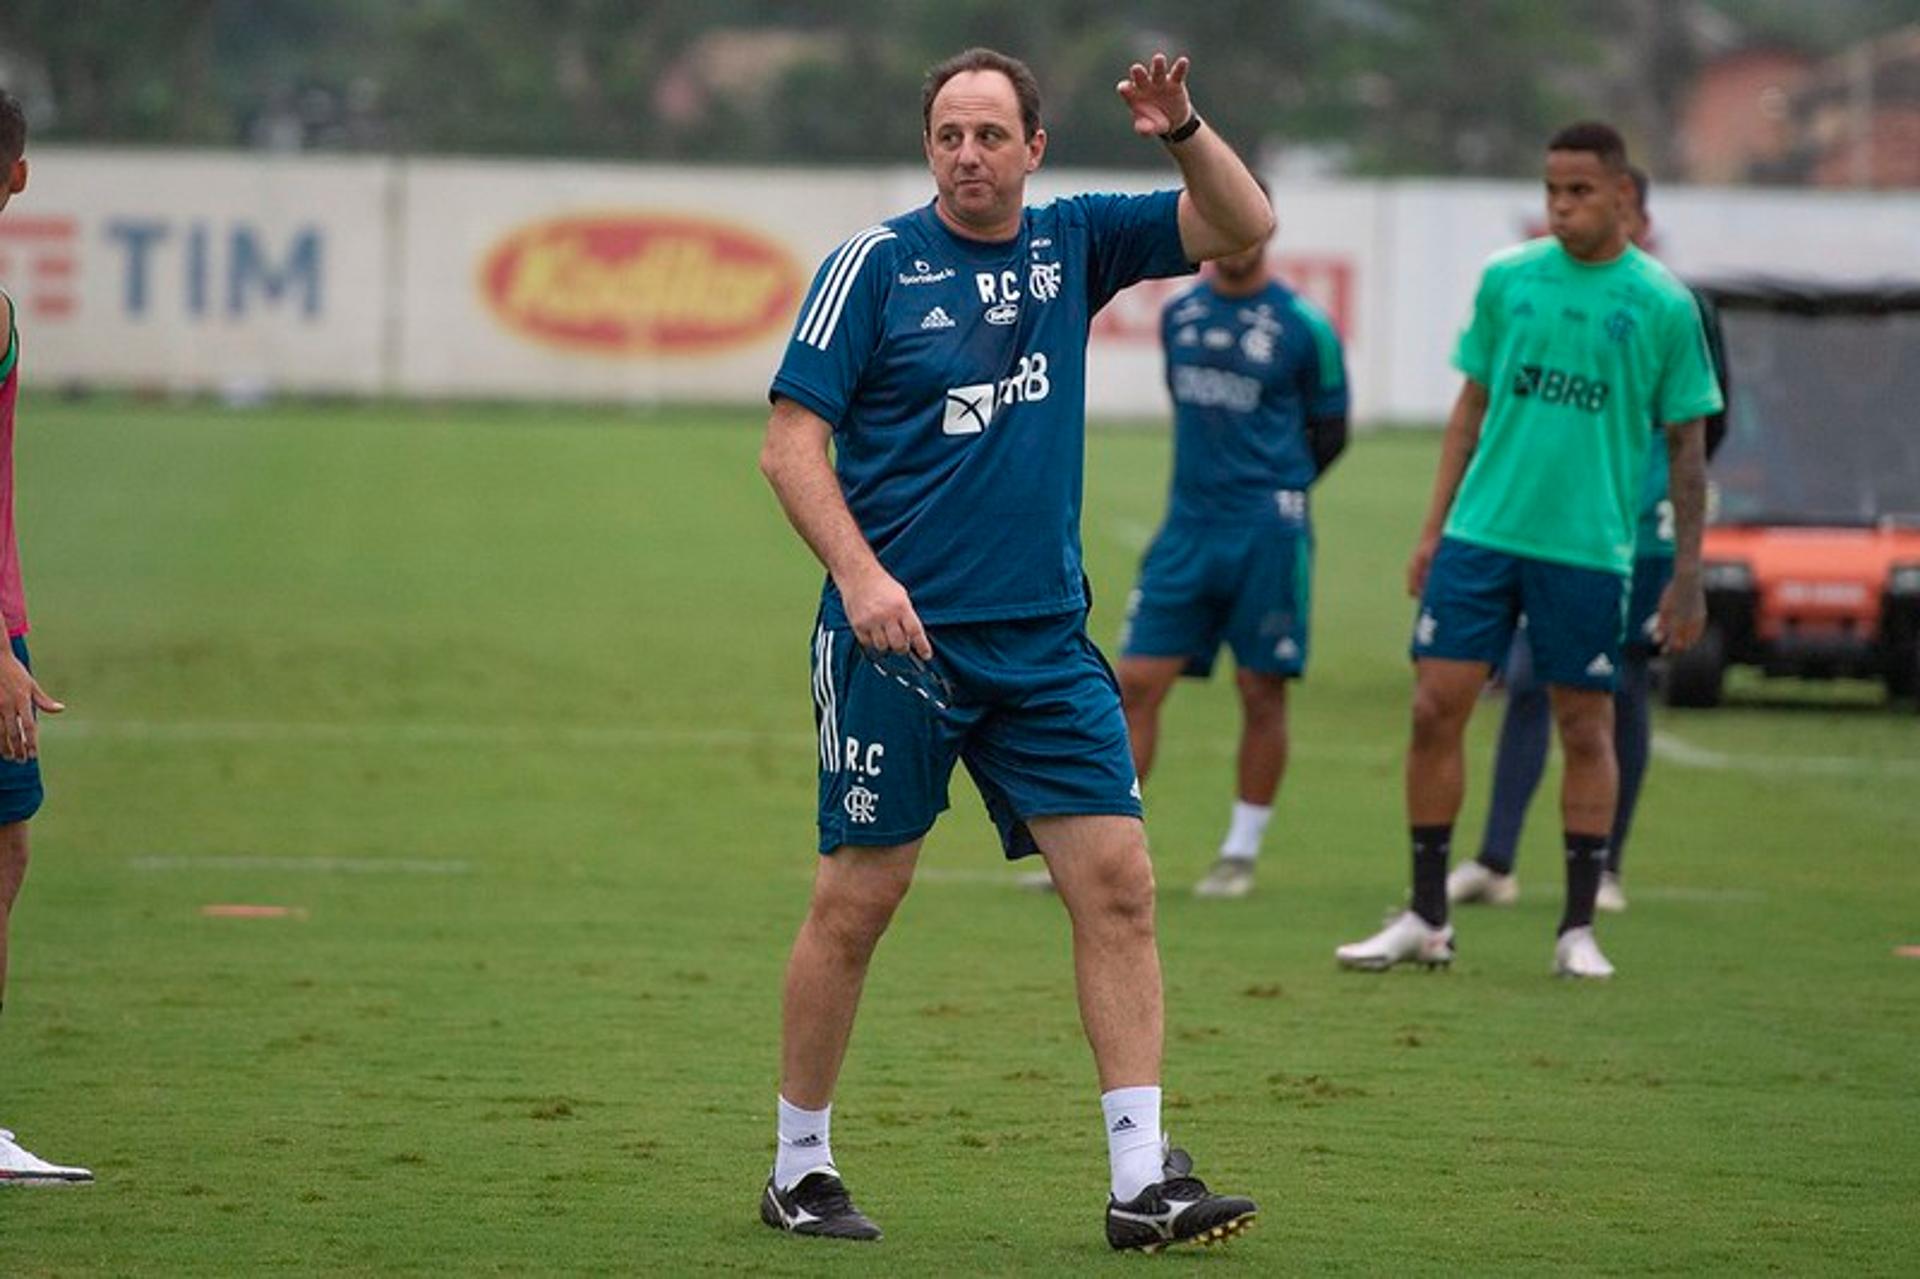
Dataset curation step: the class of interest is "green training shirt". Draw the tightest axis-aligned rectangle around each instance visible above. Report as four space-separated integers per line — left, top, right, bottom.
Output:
1447 238 1723 575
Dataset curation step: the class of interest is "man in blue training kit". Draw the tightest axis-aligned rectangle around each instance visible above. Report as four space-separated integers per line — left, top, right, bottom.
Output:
1117 200 1349 900
758 49 1270 1249
1449 166 1727 914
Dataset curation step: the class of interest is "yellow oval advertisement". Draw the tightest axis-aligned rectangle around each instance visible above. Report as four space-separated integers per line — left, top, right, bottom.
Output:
481 213 802 356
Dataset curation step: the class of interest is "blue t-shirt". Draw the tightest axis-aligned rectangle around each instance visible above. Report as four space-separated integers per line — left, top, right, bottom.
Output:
1160 279 1348 523
770 193 1193 626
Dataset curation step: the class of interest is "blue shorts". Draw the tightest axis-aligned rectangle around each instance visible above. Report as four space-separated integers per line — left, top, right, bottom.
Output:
1120 515 1312 678
1411 538 1627 691
0 635 45 825
810 610 1140 858
1624 555 1674 658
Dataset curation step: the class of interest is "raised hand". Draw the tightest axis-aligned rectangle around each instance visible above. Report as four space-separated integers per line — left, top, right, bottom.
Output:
1117 53 1193 138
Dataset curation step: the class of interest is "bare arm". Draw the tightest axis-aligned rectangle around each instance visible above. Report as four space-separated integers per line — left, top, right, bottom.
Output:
1115 54 1273 261
0 291 64 763
1406 379 1489 596
759 397 930 659
1656 419 1708 652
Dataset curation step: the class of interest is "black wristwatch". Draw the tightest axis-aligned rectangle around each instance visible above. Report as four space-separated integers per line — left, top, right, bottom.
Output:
1161 113 1203 144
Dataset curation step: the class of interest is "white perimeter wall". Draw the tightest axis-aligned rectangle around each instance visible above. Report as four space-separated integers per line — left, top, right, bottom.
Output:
3 147 1916 423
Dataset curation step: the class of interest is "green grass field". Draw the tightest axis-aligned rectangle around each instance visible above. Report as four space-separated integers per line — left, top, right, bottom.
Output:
3 398 1916 1275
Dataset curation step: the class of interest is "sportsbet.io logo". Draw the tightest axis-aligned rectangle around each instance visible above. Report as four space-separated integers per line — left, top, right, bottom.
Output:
1511 364 1611 413
480 213 802 356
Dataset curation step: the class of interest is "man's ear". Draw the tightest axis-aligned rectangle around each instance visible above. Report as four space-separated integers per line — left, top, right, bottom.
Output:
6 158 26 196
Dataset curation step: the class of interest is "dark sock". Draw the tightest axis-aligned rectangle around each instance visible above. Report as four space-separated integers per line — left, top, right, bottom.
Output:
1411 825 1452 927
1559 832 1608 935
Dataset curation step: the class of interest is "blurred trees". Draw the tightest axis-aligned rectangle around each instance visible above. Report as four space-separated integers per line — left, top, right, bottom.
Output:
0 0 1911 174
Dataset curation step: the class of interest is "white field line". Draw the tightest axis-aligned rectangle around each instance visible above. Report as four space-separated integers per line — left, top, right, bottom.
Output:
129 855 472 875
49 716 1400 764
56 718 810 750
1625 885 1767 904
1652 731 1920 777
64 718 1905 779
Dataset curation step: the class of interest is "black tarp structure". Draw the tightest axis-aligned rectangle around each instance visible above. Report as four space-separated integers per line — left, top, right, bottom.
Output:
1691 278 1920 528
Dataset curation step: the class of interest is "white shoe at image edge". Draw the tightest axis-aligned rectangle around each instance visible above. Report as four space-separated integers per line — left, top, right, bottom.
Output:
0 1128 93 1185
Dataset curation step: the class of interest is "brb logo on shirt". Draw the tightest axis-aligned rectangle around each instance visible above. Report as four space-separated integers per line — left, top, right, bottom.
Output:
942 353 1052 435
1512 364 1611 413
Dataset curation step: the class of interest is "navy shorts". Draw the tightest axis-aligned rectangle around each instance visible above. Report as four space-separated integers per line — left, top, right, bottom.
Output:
810 610 1141 858
0 635 45 825
1624 555 1674 658
1120 514 1312 679
1411 538 1627 691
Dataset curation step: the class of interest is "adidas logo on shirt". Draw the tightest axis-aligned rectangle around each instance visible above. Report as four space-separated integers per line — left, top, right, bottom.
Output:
921 306 956 330
1585 653 1615 677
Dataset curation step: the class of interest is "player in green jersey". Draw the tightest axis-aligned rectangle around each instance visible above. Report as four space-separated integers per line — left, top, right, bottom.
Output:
1336 122 1722 979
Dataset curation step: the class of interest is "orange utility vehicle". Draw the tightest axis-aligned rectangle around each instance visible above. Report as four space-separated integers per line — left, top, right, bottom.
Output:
1666 280 1920 710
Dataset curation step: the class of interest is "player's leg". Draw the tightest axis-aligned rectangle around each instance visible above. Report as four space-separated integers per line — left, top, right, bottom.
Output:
765 623 963 1239
972 616 1253 1250
1196 524 1306 898
1034 813 1256 1250
1339 539 1518 971
1547 686 1617 977
1456 626 1545 903
1606 650 1654 903
1116 521 1223 786
0 741 88 1184
1116 656 1187 783
1032 814 1161 1092
1603 555 1671 911
1525 558 1629 978
1406 657 1495 904
0 819 23 1008
765 844 916 1239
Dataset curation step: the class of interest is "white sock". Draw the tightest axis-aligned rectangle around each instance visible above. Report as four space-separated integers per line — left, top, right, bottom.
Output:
1220 800 1273 861
774 1095 834 1190
1102 1085 1164 1201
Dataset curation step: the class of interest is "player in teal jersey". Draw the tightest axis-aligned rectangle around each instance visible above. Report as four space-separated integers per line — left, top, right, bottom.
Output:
1451 167 1728 915
0 90 90 1187
1116 192 1349 900
1336 122 1721 979
760 49 1267 1249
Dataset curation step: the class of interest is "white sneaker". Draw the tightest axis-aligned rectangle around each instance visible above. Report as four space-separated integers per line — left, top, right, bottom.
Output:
1336 910 1455 971
0 1128 94 1185
1447 860 1519 906
1553 926 1615 979
1596 872 1628 914
1193 857 1256 899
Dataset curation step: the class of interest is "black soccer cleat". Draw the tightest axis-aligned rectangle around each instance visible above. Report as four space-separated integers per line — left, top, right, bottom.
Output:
760 1168 883 1241
1105 1147 1256 1253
